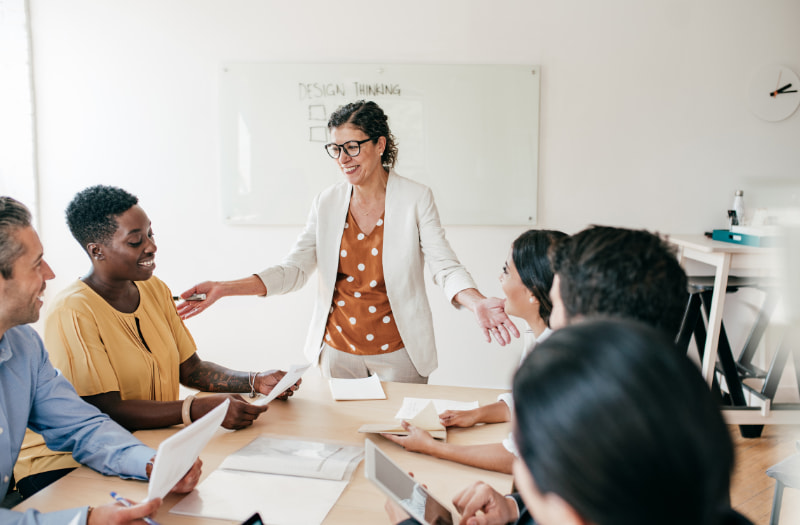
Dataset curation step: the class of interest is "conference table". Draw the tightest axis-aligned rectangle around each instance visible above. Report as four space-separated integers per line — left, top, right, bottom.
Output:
14 369 513 524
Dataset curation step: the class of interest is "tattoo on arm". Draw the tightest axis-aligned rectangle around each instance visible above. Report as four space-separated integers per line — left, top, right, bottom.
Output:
185 361 250 393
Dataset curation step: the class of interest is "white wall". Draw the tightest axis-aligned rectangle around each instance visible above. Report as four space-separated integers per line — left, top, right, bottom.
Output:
28 0 800 388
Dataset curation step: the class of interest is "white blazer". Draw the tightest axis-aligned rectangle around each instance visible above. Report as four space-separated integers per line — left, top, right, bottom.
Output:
257 170 477 376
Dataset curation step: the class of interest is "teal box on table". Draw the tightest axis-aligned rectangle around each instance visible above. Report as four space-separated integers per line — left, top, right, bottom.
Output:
712 229 776 247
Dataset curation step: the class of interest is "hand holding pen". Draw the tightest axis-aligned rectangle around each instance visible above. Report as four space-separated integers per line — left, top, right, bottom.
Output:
85 493 161 525
176 281 222 320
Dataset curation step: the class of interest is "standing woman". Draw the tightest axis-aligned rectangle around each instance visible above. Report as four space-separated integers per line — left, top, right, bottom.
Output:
179 100 518 383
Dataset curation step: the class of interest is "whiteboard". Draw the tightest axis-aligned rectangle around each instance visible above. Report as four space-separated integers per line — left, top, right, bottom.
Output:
219 63 540 225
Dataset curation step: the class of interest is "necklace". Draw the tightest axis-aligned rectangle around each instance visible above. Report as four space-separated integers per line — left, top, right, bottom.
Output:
351 194 384 216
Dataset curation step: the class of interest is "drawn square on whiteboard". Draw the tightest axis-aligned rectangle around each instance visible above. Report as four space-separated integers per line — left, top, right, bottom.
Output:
309 126 327 142
308 104 327 121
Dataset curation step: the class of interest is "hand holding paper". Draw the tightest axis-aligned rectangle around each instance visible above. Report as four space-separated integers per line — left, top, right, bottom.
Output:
394 397 479 420
252 363 309 406
146 399 228 501
359 401 447 440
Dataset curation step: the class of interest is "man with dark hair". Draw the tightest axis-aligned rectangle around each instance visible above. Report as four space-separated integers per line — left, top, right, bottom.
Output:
0 196 200 524
549 225 688 337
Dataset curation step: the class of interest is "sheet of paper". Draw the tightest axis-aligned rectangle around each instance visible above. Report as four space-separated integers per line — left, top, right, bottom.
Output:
394 397 479 419
252 363 310 406
329 374 386 400
146 398 228 501
170 469 347 525
407 401 445 431
358 401 447 440
219 435 364 481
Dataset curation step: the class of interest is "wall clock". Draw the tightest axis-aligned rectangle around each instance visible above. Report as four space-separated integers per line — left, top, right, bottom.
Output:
748 64 800 122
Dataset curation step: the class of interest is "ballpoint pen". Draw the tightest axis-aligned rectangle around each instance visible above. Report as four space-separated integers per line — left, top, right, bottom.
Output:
109 492 160 525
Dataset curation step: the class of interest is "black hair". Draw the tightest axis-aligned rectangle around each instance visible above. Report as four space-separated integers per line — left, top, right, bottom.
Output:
0 197 33 279
513 319 735 525
66 185 138 251
328 100 398 168
511 229 567 325
550 226 688 337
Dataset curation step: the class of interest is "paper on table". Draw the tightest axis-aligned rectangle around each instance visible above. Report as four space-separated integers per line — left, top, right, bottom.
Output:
146 398 228 501
359 401 447 440
329 374 386 400
394 397 480 419
170 469 347 525
252 363 310 406
219 435 364 481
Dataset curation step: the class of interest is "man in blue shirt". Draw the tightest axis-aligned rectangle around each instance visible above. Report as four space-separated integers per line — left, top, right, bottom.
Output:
0 196 201 524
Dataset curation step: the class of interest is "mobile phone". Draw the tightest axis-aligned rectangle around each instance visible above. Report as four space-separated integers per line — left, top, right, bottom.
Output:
241 512 263 525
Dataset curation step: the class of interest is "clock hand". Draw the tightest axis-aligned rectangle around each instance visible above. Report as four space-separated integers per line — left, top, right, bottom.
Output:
771 83 797 96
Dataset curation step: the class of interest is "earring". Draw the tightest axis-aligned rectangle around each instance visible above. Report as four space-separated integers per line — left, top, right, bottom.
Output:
529 297 535 303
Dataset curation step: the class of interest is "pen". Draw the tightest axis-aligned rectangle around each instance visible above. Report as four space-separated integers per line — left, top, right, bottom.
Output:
109 491 161 525
172 293 207 301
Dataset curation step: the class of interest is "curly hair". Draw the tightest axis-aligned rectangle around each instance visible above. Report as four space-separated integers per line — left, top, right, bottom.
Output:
328 100 398 168
511 229 567 325
0 196 33 279
550 226 688 337
66 185 138 251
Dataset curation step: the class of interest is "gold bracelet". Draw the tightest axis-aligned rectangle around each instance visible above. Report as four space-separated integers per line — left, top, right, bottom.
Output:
182 395 195 426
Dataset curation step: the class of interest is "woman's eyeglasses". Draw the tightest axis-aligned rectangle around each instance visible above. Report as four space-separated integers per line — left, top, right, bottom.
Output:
324 138 373 159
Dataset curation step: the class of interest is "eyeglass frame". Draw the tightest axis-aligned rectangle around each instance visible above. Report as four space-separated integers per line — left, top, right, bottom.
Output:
323 137 375 159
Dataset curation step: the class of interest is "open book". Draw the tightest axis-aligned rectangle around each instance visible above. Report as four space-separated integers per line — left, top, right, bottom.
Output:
358 400 448 440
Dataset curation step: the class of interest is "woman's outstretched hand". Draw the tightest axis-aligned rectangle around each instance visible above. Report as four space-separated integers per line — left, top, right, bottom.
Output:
176 281 221 320
473 296 520 346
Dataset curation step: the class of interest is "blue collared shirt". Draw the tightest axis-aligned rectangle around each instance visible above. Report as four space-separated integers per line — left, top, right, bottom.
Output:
0 325 155 524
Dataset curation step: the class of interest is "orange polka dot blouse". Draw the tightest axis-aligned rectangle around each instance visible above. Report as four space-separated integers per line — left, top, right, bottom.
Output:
324 210 404 356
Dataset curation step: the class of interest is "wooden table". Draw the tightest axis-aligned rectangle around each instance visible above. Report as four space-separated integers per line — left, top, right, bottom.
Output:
667 234 800 425
14 369 513 523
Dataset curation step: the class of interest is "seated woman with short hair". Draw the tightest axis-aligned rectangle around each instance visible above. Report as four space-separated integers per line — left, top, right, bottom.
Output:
14 185 299 498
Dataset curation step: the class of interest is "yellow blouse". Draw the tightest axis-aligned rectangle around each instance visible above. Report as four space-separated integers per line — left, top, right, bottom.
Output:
14 277 197 480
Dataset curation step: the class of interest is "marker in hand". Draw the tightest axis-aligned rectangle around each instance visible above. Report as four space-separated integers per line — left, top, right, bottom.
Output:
110 492 160 525
172 293 207 302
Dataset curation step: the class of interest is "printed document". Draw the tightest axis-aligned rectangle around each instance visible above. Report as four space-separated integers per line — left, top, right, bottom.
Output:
359 401 447 440
146 398 228 501
219 435 364 481
252 363 310 406
329 374 386 400
170 435 363 524
394 397 479 419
